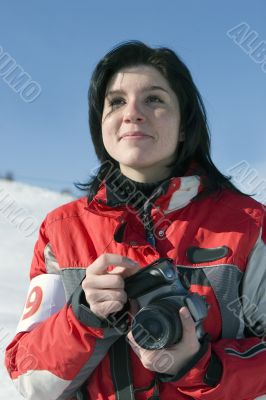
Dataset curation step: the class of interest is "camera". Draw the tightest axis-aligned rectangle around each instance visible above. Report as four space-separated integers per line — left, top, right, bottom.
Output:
124 258 208 350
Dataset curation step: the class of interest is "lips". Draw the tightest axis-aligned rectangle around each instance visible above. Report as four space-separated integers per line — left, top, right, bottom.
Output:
119 131 152 140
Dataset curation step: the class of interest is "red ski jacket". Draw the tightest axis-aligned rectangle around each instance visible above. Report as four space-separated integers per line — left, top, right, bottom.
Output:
5 175 266 399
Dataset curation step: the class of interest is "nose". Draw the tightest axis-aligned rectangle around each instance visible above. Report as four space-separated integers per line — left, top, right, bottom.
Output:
123 100 145 123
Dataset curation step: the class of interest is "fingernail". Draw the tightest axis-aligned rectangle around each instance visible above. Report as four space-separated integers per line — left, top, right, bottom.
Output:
181 307 190 319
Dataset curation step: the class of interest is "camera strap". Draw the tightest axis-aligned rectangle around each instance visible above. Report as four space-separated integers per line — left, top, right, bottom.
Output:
110 335 161 400
110 335 135 400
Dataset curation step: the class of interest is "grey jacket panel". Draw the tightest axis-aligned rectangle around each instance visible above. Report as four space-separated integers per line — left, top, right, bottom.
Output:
203 264 245 339
241 229 266 337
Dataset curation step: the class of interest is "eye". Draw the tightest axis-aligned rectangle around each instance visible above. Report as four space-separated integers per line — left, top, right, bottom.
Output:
108 97 126 110
146 95 164 104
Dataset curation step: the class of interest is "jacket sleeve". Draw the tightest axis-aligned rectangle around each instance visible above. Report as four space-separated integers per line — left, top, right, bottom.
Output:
5 218 124 400
158 212 266 400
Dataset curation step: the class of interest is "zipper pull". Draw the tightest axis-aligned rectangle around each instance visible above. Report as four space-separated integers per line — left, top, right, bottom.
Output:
146 230 156 247
142 211 156 247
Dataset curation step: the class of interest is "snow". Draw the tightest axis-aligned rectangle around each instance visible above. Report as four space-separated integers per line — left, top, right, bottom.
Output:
0 180 265 400
0 179 74 399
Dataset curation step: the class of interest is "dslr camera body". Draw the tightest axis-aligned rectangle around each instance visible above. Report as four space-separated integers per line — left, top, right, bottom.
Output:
124 258 208 350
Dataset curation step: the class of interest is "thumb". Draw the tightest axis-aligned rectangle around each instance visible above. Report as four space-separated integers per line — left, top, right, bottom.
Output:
179 306 195 335
110 263 140 278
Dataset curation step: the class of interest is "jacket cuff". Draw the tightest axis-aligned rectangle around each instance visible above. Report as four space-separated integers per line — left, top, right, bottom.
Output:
71 284 129 334
158 338 223 388
158 336 210 383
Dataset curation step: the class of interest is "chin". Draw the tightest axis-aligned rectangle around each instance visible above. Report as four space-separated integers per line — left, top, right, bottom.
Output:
119 159 153 169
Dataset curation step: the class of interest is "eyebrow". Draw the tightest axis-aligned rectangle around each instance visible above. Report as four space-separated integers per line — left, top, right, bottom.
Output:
105 85 170 97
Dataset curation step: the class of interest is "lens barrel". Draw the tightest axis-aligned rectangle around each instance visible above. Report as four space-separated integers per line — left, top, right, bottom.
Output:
131 299 183 350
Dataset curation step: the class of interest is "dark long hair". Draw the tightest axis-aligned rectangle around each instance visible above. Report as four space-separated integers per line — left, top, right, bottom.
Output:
77 40 242 200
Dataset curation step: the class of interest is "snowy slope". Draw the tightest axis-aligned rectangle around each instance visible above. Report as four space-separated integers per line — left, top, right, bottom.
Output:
0 180 74 399
0 180 265 400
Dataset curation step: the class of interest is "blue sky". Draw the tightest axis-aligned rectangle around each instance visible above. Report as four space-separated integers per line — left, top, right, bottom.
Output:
0 1 265 197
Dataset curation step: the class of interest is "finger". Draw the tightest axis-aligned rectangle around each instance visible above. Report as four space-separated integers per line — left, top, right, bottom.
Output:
127 330 150 353
127 331 157 370
179 307 196 335
83 273 125 290
127 331 142 355
90 300 125 318
109 264 140 278
127 330 135 344
179 307 200 354
87 253 139 275
129 298 140 315
85 288 127 305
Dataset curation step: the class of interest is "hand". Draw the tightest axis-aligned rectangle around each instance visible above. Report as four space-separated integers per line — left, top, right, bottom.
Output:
127 307 200 375
82 253 140 319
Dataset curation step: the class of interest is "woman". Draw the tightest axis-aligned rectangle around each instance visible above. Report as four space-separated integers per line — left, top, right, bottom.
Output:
5 41 266 400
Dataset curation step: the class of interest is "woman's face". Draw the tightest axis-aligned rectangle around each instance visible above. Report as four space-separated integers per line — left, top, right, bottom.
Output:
101 65 184 182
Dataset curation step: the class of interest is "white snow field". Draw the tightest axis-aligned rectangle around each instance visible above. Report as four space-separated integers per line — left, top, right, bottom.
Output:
0 180 265 400
0 179 74 399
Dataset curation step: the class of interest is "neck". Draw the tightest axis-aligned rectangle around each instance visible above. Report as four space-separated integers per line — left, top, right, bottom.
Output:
119 165 171 183
105 168 171 209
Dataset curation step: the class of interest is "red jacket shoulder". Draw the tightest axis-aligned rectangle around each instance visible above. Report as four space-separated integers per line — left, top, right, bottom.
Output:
45 196 89 226
216 189 264 221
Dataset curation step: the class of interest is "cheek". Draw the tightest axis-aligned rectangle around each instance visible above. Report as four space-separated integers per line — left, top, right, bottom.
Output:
102 115 119 137
157 117 180 144
102 120 120 157
102 132 114 154
102 120 113 143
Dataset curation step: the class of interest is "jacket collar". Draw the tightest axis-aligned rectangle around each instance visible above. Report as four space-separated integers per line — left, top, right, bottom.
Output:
162 175 202 214
86 175 202 217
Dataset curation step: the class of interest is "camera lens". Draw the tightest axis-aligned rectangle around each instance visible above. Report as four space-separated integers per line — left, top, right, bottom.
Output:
146 319 162 338
132 309 167 349
131 300 183 350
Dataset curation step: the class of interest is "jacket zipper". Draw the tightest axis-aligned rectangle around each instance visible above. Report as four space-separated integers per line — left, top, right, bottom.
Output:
141 186 165 248
142 209 156 247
